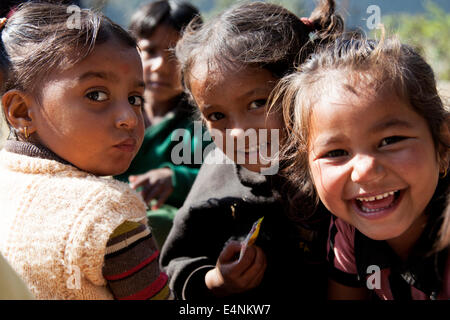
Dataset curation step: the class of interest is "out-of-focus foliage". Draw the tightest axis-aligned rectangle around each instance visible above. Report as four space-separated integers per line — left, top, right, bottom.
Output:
82 0 307 25
200 0 306 17
381 1 450 80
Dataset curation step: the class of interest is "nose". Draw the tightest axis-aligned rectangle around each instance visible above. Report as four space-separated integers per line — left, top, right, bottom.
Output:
149 55 164 73
350 154 385 184
227 119 259 151
227 116 255 137
228 127 246 139
115 103 139 130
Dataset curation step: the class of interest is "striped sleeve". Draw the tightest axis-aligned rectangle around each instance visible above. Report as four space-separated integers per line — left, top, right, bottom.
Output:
102 221 173 300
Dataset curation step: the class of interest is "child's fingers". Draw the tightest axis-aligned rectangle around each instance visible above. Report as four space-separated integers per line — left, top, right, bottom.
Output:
218 241 242 264
129 174 149 190
227 243 257 276
143 184 163 205
239 245 264 275
244 246 267 288
153 188 172 210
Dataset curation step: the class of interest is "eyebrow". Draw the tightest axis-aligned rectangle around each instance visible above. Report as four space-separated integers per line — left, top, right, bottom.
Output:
370 118 414 132
200 86 273 112
314 118 414 149
78 71 145 89
314 134 348 149
78 71 119 82
201 104 213 111
237 86 273 101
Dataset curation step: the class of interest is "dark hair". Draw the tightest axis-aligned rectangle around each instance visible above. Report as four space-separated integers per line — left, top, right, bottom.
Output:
176 0 343 95
0 36 9 93
273 36 450 219
129 0 202 39
1 1 136 98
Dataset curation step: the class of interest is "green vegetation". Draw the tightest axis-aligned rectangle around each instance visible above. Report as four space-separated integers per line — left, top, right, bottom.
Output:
82 0 307 25
381 1 450 81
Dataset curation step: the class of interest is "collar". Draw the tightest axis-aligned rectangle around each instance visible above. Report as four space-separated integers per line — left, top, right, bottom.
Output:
354 187 448 299
235 164 280 199
3 140 71 166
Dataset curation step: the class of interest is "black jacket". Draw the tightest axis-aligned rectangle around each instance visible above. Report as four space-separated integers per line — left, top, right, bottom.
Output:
160 150 330 301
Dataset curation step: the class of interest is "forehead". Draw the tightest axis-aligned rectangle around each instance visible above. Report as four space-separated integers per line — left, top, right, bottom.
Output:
138 25 180 49
65 39 142 77
189 62 276 97
310 81 416 137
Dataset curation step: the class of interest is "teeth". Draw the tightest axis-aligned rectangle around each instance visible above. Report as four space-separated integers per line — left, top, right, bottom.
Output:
357 191 396 202
238 143 267 153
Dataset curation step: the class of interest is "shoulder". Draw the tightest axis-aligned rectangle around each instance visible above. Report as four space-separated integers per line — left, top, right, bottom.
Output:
57 175 148 286
327 217 361 287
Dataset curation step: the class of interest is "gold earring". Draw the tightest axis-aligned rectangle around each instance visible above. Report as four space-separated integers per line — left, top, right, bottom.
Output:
442 167 448 179
24 126 29 140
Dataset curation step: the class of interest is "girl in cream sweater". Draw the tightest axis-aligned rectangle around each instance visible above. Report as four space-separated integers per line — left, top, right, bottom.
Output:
0 3 171 300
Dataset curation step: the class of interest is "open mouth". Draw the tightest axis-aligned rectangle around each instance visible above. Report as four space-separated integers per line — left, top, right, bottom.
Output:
353 190 403 218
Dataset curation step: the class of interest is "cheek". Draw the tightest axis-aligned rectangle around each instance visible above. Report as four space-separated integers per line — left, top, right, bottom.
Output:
388 144 440 184
309 161 347 208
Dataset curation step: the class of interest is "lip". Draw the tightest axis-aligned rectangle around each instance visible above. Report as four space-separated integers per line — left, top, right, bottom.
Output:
114 138 137 153
350 189 405 221
352 189 400 201
236 143 271 154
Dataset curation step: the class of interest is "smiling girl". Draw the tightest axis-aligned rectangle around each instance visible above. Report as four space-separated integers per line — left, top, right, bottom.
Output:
0 3 170 299
275 37 450 299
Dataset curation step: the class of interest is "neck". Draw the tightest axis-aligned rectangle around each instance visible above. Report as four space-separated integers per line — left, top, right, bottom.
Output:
143 93 179 126
386 213 428 262
4 140 71 165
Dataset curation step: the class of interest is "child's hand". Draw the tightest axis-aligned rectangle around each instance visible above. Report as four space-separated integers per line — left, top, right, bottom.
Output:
129 168 174 209
205 240 267 297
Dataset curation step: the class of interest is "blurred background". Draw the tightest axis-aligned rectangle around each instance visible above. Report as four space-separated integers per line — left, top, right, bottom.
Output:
1 0 449 146
88 0 450 83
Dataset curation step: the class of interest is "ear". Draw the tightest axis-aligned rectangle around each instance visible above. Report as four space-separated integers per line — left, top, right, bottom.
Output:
1 89 37 139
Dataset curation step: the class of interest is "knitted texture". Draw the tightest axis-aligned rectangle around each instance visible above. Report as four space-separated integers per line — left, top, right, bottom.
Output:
0 149 147 299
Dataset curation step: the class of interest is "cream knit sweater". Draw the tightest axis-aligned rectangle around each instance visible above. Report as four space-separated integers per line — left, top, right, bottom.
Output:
0 149 148 299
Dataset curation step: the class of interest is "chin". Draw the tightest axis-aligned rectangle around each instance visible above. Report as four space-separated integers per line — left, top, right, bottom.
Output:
94 164 131 177
358 224 406 241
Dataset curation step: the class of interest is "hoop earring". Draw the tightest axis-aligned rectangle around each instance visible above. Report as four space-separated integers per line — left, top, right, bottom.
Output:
24 126 29 140
441 167 448 179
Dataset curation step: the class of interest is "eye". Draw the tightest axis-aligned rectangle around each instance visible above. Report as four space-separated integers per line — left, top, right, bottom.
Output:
323 149 348 158
379 136 406 147
129 95 144 107
249 99 267 110
207 112 225 122
86 91 108 102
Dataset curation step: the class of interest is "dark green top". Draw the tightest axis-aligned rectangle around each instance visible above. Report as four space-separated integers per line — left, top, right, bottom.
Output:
115 101 208 208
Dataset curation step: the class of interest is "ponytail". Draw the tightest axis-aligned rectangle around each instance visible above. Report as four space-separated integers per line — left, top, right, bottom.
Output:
308 0 344 42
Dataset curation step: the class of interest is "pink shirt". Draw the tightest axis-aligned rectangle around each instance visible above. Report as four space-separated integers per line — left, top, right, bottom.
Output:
327 217 450 300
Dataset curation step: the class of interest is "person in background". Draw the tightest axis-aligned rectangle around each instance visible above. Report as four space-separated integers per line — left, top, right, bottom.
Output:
115 0 207 248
